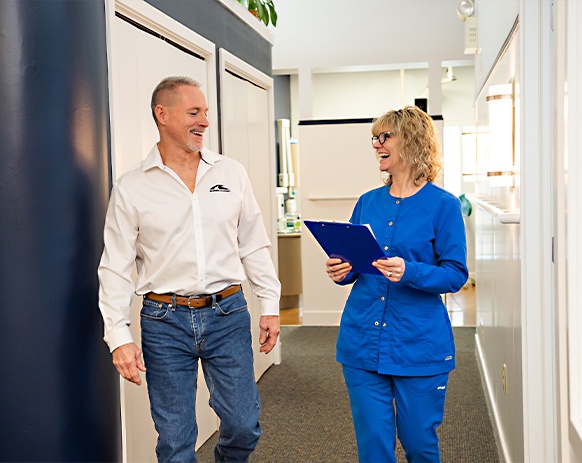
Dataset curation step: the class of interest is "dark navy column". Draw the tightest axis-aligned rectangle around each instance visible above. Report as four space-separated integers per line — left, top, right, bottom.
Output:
0 1 121 461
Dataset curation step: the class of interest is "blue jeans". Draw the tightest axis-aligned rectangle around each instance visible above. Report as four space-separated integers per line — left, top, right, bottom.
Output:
141 290 261 462
342 364 449 463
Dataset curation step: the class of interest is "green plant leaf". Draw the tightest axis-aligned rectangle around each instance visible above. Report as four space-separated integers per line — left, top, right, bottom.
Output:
237 0 250 8
256 1 268 26
267 1 277 26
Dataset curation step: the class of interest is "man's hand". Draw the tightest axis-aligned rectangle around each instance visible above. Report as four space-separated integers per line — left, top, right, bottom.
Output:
112 342 146 386
259 315 280 354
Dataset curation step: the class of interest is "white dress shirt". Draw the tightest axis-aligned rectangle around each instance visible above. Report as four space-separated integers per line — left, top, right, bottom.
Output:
98 145 281 352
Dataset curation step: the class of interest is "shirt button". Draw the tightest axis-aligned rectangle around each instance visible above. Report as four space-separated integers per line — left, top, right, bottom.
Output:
381 296 385 301
396 200 400 204
384 246 389 251
389 221 393 226
374 321 379 326
383 323 387 327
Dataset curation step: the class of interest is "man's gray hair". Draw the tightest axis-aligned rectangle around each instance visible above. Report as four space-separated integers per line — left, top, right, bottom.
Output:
151 76 201 123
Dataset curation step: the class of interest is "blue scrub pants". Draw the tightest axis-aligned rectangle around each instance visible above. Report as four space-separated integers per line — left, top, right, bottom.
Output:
342 364 449 463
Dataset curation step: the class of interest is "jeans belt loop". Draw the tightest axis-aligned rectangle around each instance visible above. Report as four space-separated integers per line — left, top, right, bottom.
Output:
171 294 176 311
211 293 217 309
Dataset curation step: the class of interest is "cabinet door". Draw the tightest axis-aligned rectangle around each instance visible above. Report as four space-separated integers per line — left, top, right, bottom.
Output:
220 62 278 379
110 11 217 461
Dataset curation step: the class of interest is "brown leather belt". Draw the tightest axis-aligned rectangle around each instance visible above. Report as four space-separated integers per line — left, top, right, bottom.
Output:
144 285 242 308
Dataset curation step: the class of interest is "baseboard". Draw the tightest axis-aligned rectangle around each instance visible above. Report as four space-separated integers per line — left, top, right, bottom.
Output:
475 333 510 463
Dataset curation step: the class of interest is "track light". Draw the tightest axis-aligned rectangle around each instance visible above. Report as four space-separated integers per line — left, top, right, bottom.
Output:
457 0 474 21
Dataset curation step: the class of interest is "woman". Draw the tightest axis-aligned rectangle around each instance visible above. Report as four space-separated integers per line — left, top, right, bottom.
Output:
326 106 468 463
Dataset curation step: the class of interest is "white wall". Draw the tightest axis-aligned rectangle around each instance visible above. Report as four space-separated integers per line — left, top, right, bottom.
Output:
271 0 467 71
312 68 428 119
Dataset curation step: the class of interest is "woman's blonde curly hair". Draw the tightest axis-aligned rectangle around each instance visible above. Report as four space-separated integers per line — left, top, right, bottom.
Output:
372 105 442 185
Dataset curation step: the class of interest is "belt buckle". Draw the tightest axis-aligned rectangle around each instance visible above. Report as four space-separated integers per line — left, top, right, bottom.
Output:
187 294 209 308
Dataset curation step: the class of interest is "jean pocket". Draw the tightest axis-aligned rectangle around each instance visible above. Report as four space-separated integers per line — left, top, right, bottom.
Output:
215 292 247 316
141 299 171 320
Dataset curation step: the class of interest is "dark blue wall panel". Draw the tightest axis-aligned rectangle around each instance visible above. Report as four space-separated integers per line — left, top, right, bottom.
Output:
0 0 120 461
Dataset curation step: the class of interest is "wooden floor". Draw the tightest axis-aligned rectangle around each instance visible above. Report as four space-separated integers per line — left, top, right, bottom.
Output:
445 283 476 327
280 284 477 327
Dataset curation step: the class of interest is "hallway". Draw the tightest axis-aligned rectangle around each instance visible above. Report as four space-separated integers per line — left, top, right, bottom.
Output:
197 322 498 462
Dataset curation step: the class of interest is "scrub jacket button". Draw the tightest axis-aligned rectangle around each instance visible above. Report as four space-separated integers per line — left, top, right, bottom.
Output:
383 323 387 327
374 321 379 326
396 200 400 204
389 221 393 226
384 246 389 251
381 296 385 301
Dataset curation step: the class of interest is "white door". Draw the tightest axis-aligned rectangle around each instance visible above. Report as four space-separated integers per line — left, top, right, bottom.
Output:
219 51 279 378
108 4 218 461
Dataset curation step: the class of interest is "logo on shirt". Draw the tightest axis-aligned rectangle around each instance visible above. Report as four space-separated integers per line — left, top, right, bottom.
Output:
445 355 453 361
210 184 230 193
437 386 446 390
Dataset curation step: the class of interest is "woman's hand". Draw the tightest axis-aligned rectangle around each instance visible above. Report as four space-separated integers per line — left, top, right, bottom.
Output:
373 256 405 282
326 258 352 282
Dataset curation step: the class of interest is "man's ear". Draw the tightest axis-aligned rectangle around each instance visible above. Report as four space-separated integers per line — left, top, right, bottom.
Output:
154 104 166 126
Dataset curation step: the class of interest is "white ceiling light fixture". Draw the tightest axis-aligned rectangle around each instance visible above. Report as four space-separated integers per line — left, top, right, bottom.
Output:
457 0 475 21
456 0 478 54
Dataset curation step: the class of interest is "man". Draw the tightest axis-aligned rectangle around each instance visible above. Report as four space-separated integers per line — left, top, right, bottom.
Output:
98 76 281 462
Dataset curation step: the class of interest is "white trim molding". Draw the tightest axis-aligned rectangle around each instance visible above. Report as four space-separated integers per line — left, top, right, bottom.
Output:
519 0 557 461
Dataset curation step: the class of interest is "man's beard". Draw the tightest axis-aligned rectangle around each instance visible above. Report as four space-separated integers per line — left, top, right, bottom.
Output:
187 140 203 152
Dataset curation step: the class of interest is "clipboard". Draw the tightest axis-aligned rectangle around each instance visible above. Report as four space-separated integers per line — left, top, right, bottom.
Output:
303 220 386 275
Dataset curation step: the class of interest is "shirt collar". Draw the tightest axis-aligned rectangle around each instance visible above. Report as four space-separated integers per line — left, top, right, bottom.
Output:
142 145 223 172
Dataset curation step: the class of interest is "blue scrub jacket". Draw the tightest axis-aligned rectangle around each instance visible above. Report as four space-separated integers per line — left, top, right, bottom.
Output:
336 182 469 377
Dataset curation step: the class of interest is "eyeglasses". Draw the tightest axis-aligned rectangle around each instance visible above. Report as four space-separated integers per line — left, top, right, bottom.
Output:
371 131 394 145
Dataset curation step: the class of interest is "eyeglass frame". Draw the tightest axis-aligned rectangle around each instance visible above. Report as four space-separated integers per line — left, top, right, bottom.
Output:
371 131 394 146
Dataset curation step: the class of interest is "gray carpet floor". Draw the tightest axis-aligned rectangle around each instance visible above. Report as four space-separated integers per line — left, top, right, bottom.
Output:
196 326 499 463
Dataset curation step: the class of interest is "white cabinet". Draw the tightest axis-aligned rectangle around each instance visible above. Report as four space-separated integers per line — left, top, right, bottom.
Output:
219 49 280 377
